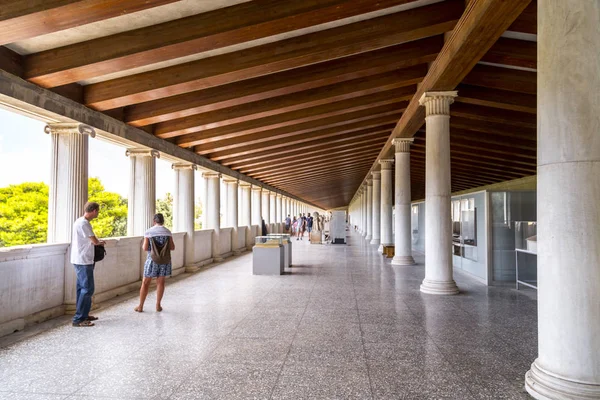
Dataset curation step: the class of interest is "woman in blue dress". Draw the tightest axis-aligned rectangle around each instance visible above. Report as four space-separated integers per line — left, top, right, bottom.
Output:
135 213 175 312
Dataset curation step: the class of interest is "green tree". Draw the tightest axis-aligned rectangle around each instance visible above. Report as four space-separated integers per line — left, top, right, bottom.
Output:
0 178 128 247
0 182 49 247
156 193 173 230
88 177 128 238
194 199 203 230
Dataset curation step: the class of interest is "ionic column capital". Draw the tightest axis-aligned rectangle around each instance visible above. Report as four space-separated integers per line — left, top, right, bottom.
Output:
371 171 381 180
239 181 252 188
418 91 458 116
126 148 160 158
379 158 395 169
367 179 373 186
270 192 277 197
392 138 414 153
45 123 96 138
171 162 196 171
202 171 221 179
223 178 238 184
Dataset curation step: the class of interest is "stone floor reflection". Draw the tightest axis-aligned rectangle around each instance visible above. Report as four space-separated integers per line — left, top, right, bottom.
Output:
0 232 536 399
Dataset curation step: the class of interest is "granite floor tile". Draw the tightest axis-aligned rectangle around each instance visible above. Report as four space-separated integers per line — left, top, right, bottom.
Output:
207 337 292 365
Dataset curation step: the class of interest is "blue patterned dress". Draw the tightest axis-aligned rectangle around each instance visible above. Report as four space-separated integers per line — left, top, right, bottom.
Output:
143 226 172 278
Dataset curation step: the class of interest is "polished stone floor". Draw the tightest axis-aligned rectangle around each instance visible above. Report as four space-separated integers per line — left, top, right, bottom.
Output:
0 231 537 399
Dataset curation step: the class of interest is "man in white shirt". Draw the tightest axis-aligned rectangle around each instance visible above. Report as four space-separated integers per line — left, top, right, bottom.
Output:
71 202 105 327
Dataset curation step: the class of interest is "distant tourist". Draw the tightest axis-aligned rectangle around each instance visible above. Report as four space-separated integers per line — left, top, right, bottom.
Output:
296 214 306 240
135 213 174 313
71 202 105 327
306 213 314 242
261 218 268 236
284 214 291 232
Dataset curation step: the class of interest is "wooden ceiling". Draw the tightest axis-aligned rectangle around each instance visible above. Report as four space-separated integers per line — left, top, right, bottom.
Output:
0 0 537 209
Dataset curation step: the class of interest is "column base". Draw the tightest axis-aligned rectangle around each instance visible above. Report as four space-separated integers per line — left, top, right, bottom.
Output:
392 255 415 266
420 278 459 295
365 234 372 241
525 359 600 399
370 238 380 246
377 244 384 253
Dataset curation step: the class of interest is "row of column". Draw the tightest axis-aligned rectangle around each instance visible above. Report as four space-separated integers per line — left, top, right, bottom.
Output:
45 123 314 262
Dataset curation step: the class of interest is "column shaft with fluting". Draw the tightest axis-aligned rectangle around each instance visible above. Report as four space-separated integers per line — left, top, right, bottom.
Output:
46 123 95 243
365 179 373 241
127 149 159 237
252 186 262 226
262 190 270 224
419 92 458 295
173 163 196 265
269 192 277 226
525 2 600 398
391 139 415 265
370 172 381 246
379 159 394 253
203 172 222 261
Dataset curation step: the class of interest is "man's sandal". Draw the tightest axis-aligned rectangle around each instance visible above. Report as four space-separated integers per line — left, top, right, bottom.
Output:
72 320 95 327
86 315 98 321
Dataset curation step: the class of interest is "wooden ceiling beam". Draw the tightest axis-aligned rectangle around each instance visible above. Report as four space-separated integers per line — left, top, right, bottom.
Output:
181 102 404 150
268 164 373 186
83 0 463 110
220 128 392 166
450 102 536 129
455 84 536 113
242 144 386 175
232 136 388 171
507 1 536 34
0 0 178 45
410 152 535 175
411 144 536 169
416 137 537 160
448 129 536 151
462 64 536 94
123 36 442 126
204 115 399 160
480 37 536 70
410 158 526 181
251 152 380 180
450 117 536 139
24 0 424 87
153 69 421 137
377 0 533 174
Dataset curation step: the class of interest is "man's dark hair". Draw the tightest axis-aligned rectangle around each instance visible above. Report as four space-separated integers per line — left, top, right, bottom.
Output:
84 202 100 213
154 213 165 224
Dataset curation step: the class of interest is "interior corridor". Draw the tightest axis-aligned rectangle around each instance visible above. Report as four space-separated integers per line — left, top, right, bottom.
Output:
0 232 536 399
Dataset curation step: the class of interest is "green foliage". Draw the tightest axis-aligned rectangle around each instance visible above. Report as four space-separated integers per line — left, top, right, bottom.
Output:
194 199 203 230
156 193 173 230
88 177 128 238
0 182 49 247
0 178 128 247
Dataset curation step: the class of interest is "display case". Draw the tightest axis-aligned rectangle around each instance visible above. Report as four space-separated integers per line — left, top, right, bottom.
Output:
515 221 537 290
451 197 478 261
267 234 292 268
253 236 284 275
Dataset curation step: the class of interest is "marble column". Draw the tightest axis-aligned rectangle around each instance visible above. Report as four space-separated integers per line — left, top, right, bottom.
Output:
392 139 416 265
419 92 458 295
126 149 159 237
203 172 222 262
365 179 373 241
370 172 381 246
251 185 262 226
262 190 270 225
172 162 196 266
360 187 366 236
46 123 95 243
240 182 253 250
270 192 277 226
379 159 394 253
224 178 240 254
525 2 600 398
276 194 282 224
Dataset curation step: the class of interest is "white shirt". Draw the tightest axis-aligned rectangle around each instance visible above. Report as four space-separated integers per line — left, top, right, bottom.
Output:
70 216 96 265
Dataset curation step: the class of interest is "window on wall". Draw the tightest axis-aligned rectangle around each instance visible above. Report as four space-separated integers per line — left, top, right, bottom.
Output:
411 205 419 234
451 196 477 261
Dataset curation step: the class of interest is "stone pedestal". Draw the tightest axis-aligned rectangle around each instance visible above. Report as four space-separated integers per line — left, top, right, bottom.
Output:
419 92 458 295
525 2 600 398
172 163 196 266
45 123 95 243
252 243 284 275
310 230 322 244
126 149 159 236
379 159 394 254
370 171 381 246
391 139 416 266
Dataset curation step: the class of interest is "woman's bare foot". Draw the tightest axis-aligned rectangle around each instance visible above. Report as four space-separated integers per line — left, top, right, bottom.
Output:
156 305 163 312
134 306 143 312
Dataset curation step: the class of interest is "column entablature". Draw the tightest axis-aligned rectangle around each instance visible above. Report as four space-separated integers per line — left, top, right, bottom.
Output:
392 138 414 153
418 91 458 116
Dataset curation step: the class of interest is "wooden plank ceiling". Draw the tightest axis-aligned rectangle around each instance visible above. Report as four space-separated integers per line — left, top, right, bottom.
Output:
0 0 537 209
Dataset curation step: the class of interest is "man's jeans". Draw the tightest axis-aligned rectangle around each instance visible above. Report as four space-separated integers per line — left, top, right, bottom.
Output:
73 264 95 323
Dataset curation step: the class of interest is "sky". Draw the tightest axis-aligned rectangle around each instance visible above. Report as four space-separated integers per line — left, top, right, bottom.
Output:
0 107 188 199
